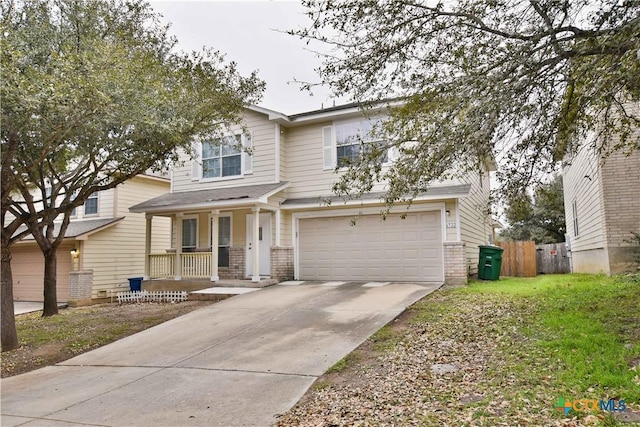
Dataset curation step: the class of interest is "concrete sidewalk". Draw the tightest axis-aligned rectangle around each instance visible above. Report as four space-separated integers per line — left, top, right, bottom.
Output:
1 281 440 427
13 302 67 315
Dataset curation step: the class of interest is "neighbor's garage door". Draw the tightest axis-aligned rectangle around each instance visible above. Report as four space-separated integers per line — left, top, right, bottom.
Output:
298 211 443 282
12 243 73 302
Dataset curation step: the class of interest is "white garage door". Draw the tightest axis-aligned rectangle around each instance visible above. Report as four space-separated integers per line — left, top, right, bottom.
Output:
298 211 443 282
12 243 72 302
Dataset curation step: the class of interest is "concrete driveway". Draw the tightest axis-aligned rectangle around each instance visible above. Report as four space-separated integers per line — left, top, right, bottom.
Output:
1 281 440 427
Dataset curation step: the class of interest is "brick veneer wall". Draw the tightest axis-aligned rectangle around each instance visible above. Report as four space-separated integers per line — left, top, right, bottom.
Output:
223 247 245 279
68 270 93 306
444 242 467 285
271 247 294 281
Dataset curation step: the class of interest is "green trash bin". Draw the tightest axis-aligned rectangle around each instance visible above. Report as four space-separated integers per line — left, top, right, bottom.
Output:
478 245 504 280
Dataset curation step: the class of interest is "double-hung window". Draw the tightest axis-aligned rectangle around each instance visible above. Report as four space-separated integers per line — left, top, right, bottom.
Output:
192 133 252 181
324 119 389 169
84 192 98 215
214 216 231 267
182 218 197 252
202 135 242 179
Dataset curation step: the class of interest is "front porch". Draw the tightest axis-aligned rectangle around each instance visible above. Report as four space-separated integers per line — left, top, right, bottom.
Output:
144 245 293 283
129 182 295 285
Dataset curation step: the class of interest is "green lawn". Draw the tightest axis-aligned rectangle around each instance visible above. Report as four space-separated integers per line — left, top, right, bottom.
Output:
462 274 640 421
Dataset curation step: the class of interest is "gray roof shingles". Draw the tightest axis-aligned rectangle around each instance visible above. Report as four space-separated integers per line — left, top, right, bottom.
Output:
19 217 125 241
130 182 288 212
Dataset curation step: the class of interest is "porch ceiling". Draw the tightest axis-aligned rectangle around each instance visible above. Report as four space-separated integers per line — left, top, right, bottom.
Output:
129 182 289 215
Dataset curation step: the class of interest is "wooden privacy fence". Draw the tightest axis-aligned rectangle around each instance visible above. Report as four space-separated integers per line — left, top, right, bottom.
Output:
536 243 570 274
496 241 537 277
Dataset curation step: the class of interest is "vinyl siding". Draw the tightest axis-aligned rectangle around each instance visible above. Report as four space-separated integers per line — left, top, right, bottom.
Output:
82 177 170 297
285 120 337 198
280 126 288 182
285 121 478 199
172 110 277 193
458 171 491 274
563 144 606 252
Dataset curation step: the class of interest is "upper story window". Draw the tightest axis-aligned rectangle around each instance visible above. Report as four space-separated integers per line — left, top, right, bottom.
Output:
84 192 98 216
323 119 391 170
203 136 242 179
192 133 253 182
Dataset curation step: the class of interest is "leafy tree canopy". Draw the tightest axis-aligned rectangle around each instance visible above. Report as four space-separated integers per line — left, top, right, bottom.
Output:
0 0 264 342
293 0 640 203
499 175 566 243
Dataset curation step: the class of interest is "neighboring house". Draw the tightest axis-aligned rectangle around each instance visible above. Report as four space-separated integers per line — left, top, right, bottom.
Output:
130 103 494 286
563 131 640 275
12 175 171 304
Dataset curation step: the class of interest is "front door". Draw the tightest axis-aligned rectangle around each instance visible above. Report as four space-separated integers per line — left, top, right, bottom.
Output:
246 213 271 276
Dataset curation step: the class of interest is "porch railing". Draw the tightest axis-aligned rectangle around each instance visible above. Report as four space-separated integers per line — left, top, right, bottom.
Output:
181 252 211 279
148 252 212 279
149 254 174 279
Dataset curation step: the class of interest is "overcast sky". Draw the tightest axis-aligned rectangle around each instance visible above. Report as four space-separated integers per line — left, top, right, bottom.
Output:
148 0 342 115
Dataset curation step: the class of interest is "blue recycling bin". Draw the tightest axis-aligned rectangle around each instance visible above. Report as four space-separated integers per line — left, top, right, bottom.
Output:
128 277 143 292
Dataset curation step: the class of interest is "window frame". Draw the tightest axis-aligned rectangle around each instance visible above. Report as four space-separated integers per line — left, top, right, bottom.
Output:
181 216 199 252
84 192 99 216
324 118 391 170
195 133 253 182
210 214 232 268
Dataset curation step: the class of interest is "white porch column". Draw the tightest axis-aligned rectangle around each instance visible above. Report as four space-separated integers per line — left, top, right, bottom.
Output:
144 215 152 280
210 210 220 282
251 206 260 282
175 213 183 280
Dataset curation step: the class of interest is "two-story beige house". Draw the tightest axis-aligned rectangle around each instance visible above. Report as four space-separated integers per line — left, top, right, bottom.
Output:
12 174 171 304
131 103 493 286
563 130 640 275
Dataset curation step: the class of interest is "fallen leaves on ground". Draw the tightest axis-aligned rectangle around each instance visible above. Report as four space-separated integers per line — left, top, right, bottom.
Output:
275 290 638 427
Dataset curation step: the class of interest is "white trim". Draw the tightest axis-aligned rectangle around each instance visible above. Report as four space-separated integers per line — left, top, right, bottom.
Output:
282 193 466 211
131 183 291 215
275 123 281 182
275 209 281 246
83 192 99 216
191 140 202 181
243 132 253 175
200 136 244 181
181 215 199 250
455 199 461 242
440 206 447 242
292 203 445 280
199 174 245 184
208 212 233 248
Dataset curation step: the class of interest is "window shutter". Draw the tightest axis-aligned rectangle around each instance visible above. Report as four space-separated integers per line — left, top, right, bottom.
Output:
322 126 335 170
191 141 202 181
243 132 253 174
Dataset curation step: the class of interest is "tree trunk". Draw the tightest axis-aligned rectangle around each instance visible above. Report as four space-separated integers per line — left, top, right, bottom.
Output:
1 237 19 352
42 249 59 317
